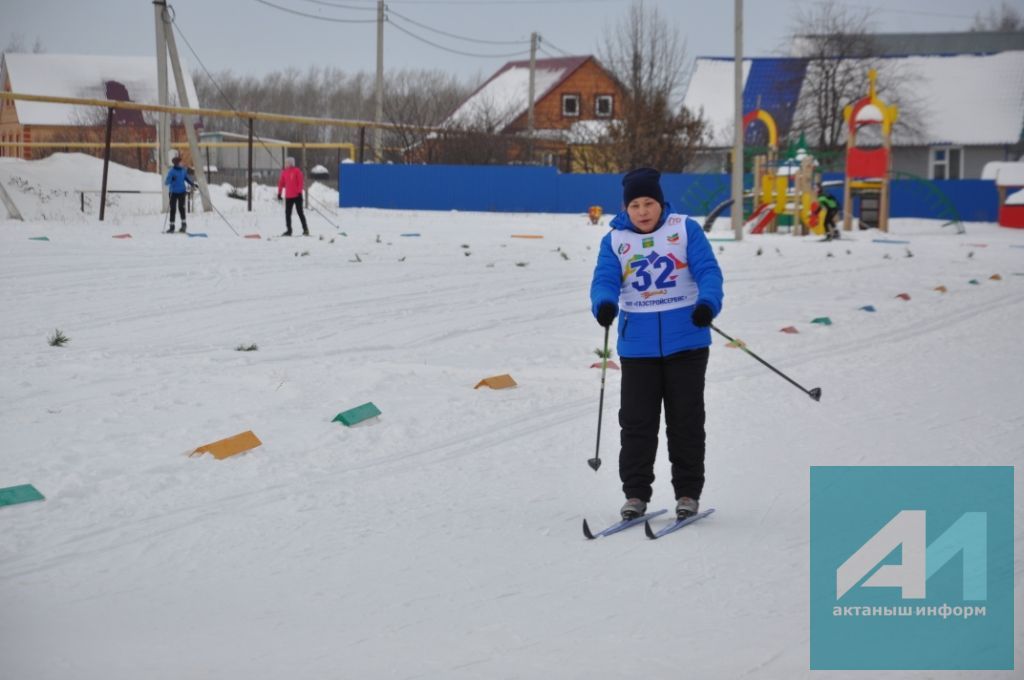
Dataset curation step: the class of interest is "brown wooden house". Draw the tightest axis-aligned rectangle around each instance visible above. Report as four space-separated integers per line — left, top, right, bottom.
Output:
418 55 624 171
0 53 199 170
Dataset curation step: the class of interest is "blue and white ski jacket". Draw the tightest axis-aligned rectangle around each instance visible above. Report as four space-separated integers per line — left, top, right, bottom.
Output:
590 204 724 358
164 165 195 194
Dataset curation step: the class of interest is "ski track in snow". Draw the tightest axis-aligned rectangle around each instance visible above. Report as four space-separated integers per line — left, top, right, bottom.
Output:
1 155 1022 679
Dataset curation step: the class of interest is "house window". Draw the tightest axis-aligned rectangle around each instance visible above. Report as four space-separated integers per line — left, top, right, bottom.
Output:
595 95 614 118
930 146 962 180
562 93 580 117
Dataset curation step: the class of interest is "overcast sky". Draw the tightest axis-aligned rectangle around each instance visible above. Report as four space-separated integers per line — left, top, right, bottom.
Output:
5 0 1021 85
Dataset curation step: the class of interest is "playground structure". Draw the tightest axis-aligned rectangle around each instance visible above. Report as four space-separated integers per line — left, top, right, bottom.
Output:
732 69 908 237
983 161 1024 228
742 108 825 237
842 69 898 233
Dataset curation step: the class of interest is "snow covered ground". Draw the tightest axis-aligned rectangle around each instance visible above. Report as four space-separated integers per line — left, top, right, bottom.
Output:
1 155 1022 679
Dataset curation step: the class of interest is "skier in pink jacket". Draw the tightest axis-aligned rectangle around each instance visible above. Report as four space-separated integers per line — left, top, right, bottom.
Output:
276 157 309 236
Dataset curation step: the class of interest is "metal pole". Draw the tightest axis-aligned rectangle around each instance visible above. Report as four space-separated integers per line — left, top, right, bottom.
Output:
358 126 366 163
731 0 744 241
99 107 114 222
154 0 169 213
527 32 537 164
247 118 254 213
302 141 308 204
374 0 384 162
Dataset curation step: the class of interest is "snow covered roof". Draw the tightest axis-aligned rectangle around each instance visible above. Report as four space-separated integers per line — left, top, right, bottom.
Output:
982 161 1024 186
444 56 592 132
1 53 201 126
685 51 1024 147
681 58 751 148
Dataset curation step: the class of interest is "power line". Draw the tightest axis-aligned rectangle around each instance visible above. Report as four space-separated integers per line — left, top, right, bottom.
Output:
251 0 378 23
295 0 376 10
170 15 295 158
788 0 976 20
387 7 530 45
386 16 531 58
538 35 574 57
382 0 629 4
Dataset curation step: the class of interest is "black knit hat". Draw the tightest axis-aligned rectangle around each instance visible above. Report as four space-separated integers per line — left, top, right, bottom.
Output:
622 167 664 206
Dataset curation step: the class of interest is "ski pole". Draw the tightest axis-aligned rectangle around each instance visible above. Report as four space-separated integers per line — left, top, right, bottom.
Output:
711 324 822 402
208 201 240 236
589 325 611 471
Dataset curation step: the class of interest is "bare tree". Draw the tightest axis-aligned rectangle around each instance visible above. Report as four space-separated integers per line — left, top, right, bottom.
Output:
382 69 469 159
597 0 707 172
788 2 879 153
970 2 1024 31
4 33 46 53
193 66 472 165
786 1 925 158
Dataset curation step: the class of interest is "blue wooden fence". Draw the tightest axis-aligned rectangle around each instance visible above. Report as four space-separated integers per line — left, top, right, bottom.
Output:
338 164 999 222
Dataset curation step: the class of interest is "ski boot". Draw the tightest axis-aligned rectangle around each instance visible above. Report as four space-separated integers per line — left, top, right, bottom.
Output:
280 230 293 237
620 498 647 520
676 496 699 520
165 224 176 234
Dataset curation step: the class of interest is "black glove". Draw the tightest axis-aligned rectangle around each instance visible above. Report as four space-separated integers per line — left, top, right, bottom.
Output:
691 303 713 328
596 302 618 327
276 195 283 202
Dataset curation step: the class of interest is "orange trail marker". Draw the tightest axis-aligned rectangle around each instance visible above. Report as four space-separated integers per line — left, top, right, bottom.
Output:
780 326 799 334
112 233 132 239
244 233 261 239
990 274 1002 281
510 234 543 239
895 293 911 301
474 374 518 389
192 430 262 460
934 285 948 293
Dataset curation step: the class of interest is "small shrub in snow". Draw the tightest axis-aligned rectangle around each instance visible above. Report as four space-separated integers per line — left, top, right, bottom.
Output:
515 261 528 267
594 347 612 359
48 329 70 347
236 343 258 352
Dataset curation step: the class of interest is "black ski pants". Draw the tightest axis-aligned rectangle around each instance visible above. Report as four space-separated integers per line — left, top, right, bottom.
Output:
619 347 709 503
285 195 308 233
169 192 187 227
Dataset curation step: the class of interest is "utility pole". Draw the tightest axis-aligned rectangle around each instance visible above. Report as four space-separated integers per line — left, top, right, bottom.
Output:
731 0 744 241
162 12 213 212
374 0 384 162
527 32 538 164
154 0 169 212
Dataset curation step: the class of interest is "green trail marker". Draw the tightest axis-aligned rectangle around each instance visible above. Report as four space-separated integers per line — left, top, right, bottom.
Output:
0 484 45 507
333 402 381 427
